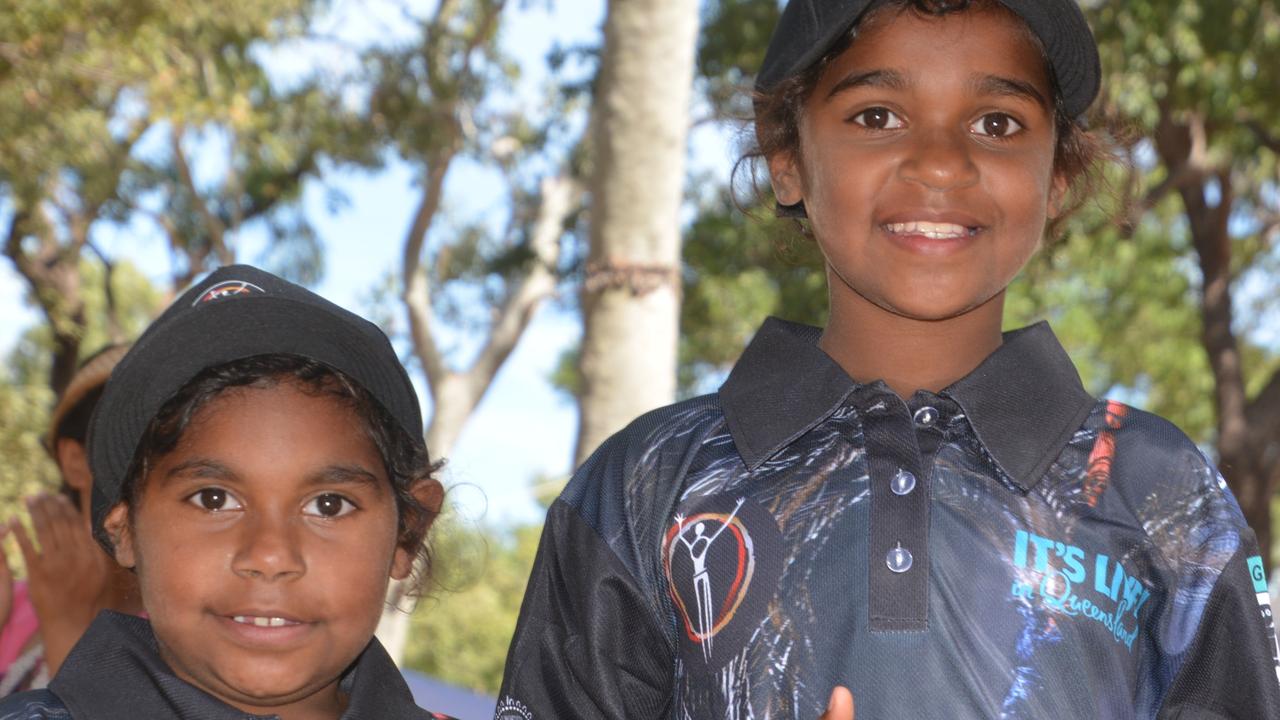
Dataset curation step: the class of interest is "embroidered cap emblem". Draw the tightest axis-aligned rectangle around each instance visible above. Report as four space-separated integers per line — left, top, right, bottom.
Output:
662 495 782 672
194 280 266 305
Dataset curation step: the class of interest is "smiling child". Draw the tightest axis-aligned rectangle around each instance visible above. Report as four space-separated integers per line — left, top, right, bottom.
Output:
0 265 454 720
497 1 1280 718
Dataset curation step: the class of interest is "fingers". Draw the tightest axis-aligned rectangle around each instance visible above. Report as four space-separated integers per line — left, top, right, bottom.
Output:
10 517 37 570
27 493 80 556
820 686 855 720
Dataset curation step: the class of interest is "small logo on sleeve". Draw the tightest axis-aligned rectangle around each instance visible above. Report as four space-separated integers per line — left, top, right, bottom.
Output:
1248 555 1270 593
1246 555 1280 684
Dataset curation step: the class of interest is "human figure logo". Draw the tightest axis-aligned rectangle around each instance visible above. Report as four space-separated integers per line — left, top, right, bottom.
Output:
662 495 783 672
670 497 746 661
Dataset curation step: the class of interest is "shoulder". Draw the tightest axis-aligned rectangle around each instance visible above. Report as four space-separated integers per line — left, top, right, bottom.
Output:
0 690 72 720
554 393 725 583
1105 403 1233 505
560 392 724 528
1100 402 1248 560
564 393 724 498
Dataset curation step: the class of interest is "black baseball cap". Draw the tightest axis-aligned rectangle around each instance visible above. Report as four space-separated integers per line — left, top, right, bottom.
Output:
756 0 1101 120
86 264 424 544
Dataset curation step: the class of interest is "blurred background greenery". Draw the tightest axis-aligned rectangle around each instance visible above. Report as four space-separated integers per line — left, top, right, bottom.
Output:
1 0 1277 696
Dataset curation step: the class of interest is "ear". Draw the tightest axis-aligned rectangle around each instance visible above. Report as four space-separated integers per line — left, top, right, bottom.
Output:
103 502 137 569
1047 170 1069 219
767 150 805 208
390 478 445 581
55 438 92 495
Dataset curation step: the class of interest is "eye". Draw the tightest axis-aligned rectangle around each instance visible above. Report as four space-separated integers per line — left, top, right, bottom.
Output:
187 487 242 512
303 493 357 519
851 107 905 130
970 112 1023 138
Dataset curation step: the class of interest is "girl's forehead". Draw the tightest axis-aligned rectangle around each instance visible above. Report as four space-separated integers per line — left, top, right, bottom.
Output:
161 383 388 483
817 3 1053 102
757 0 1099 120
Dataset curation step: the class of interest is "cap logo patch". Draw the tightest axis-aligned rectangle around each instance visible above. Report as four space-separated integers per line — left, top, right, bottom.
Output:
194 280 266 305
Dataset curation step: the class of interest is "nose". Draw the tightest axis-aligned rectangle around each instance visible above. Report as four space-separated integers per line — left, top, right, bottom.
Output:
230 511 306 582
898 126 979 192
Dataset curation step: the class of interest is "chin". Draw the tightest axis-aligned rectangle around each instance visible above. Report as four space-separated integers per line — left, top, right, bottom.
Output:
868 293 985 323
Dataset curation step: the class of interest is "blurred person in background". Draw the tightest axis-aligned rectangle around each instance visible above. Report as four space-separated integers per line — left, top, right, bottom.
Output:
0 345 143 694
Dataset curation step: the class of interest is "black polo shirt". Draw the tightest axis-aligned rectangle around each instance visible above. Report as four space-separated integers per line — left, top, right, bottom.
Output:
0 612 453 719
497 318 1280 719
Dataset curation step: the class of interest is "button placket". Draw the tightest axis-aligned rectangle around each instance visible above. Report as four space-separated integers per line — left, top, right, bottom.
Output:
859 386 931 632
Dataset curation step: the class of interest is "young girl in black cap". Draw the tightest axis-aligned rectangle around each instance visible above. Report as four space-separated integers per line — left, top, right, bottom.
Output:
497 2 1280 718
0 265 456 720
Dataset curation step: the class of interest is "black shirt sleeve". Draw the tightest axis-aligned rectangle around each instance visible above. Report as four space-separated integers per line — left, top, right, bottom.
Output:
495 498 674 720
1157 541 1280 718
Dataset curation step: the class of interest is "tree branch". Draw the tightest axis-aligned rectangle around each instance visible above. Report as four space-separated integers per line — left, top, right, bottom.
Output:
1247 367 1280 445
401 155 454 388
466 173 580 390
1247 120 1280 156
170 125 228 256
86 240 124 343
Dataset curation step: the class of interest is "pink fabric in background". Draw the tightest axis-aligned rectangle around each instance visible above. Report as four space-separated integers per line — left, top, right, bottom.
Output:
0 582 39 672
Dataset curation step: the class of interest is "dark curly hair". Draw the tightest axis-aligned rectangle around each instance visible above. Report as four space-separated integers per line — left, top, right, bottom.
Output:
741 0 1106 240
116 354 444 598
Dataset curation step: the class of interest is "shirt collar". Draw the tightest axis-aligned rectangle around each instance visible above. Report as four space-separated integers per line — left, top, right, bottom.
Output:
51 611 431 719
718 317 1096 492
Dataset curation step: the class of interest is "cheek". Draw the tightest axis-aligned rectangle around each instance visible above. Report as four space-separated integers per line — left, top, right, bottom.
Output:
991 152 1057 221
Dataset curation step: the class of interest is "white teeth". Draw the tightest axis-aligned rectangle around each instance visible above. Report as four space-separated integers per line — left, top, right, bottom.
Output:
885 221 972 239
232 615 290 627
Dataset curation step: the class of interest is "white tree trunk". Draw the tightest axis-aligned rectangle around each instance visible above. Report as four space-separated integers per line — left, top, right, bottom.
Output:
574 0 700 467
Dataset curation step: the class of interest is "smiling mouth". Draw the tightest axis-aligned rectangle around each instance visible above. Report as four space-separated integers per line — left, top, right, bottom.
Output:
884 221 980 239
231 615 303 628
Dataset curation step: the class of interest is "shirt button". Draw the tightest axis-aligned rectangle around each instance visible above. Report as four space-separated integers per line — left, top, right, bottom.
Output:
913 406 938 428
891 469 917 496
887 543 913 573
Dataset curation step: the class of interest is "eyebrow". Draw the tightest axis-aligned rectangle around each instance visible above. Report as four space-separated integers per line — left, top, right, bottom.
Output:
165 458 235 481
161 459 384 491
308 464 385 491
824 68 1050 110
825 69 908 101
968 74 1050 109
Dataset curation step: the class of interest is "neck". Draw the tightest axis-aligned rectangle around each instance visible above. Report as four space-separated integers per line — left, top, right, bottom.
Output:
819 278 1006 399
103 567 145 616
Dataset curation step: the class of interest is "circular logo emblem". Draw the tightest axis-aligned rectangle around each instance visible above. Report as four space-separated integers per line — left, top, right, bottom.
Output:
662 495 782 672
194 280 266 305
495 696 533 720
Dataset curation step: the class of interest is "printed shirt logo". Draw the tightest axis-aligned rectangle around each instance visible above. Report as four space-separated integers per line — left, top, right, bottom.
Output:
1010 530 1151 651
1246 555 1280 684
194 280 266 305
663 495 782 672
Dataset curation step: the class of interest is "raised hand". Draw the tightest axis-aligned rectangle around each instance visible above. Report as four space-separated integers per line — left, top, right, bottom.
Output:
819 686 855 720
11 493 112 675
